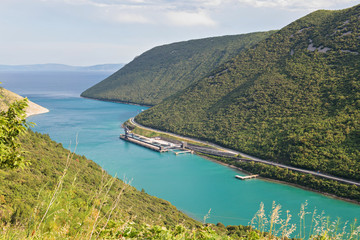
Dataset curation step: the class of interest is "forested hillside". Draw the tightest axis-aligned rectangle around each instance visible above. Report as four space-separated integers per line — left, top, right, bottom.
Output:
81 31 274 106
137 5 360 181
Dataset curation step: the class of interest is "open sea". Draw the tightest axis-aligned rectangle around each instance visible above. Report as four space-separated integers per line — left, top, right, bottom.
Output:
1 71 359 236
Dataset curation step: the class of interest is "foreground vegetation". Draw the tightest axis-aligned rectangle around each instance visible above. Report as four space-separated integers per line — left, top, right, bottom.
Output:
81 31 274 106
2 163 359 240
0 130 200 229
137 5 360 183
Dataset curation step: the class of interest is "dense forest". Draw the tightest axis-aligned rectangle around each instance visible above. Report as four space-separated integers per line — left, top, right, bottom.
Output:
81 31 274 106
137 5 360 181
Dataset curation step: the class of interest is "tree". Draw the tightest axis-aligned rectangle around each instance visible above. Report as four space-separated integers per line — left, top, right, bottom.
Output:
0 98 31 169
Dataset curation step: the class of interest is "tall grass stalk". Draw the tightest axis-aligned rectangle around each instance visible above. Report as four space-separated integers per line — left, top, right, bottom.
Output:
268 201 281 239
298 201 310 239
251 201 359 240
34 139 76 237
95 177 131 239
88 173 116 239
203 208 212 224
250 202 268 238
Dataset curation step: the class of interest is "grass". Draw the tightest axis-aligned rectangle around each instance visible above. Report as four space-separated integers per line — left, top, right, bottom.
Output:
250 201 360 240
0 129 201 238
2 189 359 239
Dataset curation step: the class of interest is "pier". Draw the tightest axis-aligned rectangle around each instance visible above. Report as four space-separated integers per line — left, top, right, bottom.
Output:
235 175 259 180
120 127 193 155
168 149 194 155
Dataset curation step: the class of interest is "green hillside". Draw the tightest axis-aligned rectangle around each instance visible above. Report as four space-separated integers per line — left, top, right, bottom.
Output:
136 5 360 181
81 31 274 106
0 130 202 238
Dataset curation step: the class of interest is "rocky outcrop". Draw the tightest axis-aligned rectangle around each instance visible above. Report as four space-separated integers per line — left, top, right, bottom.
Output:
0 87 49 117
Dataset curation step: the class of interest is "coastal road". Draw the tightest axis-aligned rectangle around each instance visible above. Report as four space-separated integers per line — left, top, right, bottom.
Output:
129 117 360 187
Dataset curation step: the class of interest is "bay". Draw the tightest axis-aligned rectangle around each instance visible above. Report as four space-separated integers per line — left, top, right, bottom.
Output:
1 71 359 232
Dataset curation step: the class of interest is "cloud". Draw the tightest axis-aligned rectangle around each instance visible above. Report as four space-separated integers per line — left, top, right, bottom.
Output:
44 0 220 26
236 0 359 10
47 0 352 27
166 10 217 26
38 0 360 11
111 13 150 23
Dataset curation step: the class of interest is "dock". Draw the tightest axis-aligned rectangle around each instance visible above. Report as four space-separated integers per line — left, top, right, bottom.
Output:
235 175 259 180
120 134 168 152
168 149 194 155
120 130 193 155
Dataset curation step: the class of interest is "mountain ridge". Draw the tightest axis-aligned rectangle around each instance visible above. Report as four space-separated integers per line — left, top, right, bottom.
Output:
136 5 360 181
81 31 275 105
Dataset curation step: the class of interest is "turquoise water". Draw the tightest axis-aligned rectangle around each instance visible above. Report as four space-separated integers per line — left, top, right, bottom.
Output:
2 71 359 232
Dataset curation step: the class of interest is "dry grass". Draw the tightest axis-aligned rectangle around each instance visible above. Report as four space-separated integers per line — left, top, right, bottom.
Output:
250 201 359 240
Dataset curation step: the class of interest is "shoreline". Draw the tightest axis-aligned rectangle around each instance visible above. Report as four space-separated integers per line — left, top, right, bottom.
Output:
127 118 360 205
129 117 360 186
80 97 360 205
0 87 49 118
199 153 360 206
26 100 49 117
80 95 154 108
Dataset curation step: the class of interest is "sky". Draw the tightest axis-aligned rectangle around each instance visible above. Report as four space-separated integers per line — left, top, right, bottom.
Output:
0 0 358 66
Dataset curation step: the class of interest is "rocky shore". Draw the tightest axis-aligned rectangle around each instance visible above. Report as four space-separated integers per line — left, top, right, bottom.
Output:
0 87 49 117
25 100 49 117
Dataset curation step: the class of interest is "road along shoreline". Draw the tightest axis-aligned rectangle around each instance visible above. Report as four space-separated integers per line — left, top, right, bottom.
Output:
127 117 360 188
126 117 360 204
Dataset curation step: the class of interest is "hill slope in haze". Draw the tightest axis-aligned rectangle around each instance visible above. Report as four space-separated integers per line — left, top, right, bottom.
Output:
0 63 123 72
137 5 360 181
81 31 275 106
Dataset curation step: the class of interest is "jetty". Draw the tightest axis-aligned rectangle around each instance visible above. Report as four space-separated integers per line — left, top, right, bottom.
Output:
235 175 259 180
120 127 193 154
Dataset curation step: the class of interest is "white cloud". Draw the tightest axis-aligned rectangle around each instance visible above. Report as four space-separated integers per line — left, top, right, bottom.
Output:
166 10 217 26
42 0 220 26
37 0 360 11
236 0 359 10
111 13 150 23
